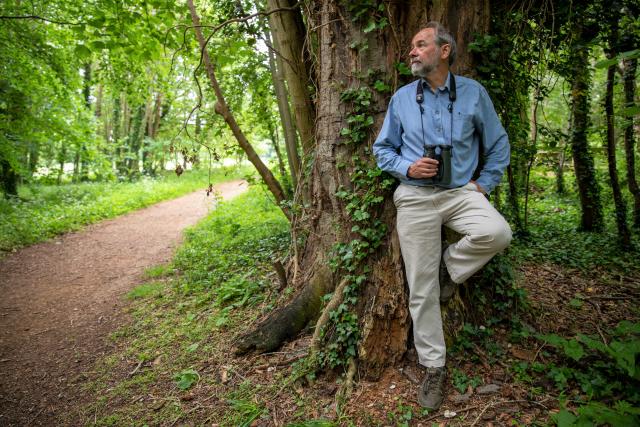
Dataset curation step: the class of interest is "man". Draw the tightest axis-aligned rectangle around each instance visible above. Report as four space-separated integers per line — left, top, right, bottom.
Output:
373 22 512 410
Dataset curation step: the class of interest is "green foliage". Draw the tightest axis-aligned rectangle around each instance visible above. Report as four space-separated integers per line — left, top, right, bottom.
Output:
536 322 640 425
173 368 199 390
468 252 526 322
451 368 483 394
0 168 241 253
386 401 430 426
510 178 640 272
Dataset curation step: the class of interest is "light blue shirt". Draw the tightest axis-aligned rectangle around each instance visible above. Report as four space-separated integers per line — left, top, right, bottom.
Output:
372 73 509 194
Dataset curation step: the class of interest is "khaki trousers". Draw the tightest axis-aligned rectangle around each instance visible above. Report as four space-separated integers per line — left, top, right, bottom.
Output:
394 183 512 368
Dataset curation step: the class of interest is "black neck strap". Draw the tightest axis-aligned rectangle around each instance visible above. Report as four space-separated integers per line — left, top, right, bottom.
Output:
415 73 456 105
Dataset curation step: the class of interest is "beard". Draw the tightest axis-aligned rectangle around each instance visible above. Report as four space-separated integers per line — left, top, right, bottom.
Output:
411 59 438 77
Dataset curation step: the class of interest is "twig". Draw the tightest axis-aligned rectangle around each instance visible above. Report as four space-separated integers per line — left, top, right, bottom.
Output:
471 397 498 426
425 398 550 422
169 404 201 427
533 342 546 363
584 295 633 301
129 360 145 377
584 299 608 345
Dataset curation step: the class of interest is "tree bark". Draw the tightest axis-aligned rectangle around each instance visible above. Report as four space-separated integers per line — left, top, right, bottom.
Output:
266 0 316 156
187 0 289 219
237 0 491 379
605 63 631 247
622 58 640 228
567 24 603 231
265 26 301 189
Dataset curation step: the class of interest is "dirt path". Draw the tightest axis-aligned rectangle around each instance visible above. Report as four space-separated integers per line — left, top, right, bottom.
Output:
0 180 248 426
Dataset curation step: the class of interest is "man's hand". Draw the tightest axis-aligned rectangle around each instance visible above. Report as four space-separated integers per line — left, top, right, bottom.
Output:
407 157 439 179
470 180 486 194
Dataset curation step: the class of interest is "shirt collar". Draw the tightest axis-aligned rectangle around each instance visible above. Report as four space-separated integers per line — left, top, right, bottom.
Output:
421 72 452 93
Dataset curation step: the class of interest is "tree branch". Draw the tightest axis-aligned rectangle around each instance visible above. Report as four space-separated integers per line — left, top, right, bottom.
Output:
0 15 83 26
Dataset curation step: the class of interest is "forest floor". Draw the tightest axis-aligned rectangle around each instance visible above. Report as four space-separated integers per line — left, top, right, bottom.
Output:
2 184 639 426
0 180 248 426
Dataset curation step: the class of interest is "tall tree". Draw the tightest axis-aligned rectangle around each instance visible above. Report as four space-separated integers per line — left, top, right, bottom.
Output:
236 0 495 378
264 26 301 189
566 17 603 231
266 0 316 156
601 2 631 246
186 0 289 218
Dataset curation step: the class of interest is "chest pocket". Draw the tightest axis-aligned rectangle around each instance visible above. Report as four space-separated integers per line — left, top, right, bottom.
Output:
453 112 475 143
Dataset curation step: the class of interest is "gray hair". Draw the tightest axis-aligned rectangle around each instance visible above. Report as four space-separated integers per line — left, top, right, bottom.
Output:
424 21 457 65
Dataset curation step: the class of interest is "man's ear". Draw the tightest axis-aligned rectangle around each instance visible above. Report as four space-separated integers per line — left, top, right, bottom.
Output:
440 43 451 60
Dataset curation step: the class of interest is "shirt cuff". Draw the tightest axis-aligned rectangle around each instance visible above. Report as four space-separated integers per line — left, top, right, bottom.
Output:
398 159 413 178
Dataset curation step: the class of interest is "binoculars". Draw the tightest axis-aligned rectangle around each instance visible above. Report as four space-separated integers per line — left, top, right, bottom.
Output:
423 145 452 185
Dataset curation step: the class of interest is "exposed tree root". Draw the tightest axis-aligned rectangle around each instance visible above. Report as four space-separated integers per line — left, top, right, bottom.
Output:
234 265 333 355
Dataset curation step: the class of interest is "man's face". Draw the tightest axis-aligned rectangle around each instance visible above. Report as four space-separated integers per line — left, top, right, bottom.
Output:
409 28 443 77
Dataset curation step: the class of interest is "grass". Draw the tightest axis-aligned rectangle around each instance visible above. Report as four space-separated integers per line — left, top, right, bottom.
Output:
76 187 290 426
0 166 249 254
74 168 640 426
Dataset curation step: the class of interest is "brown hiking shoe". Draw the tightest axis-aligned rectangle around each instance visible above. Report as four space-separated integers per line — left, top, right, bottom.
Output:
418 366 446 410
439 243 456 303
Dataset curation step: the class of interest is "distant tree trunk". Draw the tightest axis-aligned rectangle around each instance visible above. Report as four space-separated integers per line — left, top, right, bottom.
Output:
112 95 123 175
143 93 163 175
604 63 631 247
79 62 91 181
236 0 492 379
57 144 66 185
126 105 146 178
187 0 289 218
265 26 300 189
567 25 603 231
556 142 567 195
266 0 316 156
1 159 19 197
95 83 103 118
622 58 640 228
267 118 289 191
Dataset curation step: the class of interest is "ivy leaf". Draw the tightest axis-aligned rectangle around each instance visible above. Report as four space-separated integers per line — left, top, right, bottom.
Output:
363 20 377 33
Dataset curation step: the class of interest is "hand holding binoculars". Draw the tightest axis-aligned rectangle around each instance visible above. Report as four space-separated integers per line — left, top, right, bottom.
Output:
423 145 452 185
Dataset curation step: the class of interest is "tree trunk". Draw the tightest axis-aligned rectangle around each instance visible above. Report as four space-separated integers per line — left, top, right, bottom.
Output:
622 58 640 228
266 0 316 156
265 26 301 189
1 159 19 197
605 63 631 247
567 25 603 231
126 105 146 178
237 0 491 379
187 0 289 219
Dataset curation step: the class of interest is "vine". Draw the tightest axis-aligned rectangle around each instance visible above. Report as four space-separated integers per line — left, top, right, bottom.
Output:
315 77 395 369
